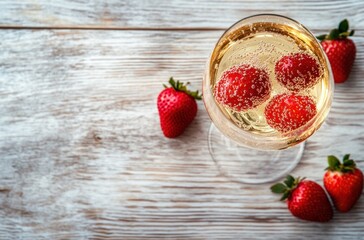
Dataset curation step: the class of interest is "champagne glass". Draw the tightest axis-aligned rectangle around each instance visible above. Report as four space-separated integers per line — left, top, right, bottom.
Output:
203 14 333 184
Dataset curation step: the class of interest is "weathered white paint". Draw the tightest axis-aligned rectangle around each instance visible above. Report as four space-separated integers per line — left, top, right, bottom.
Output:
0 0 364 30
0 1 364 239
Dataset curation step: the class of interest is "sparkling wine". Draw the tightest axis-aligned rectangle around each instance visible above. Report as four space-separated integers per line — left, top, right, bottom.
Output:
208 21 331 145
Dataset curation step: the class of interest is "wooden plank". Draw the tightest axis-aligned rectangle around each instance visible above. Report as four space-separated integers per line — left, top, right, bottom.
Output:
1 29 364 239
0 0 364 30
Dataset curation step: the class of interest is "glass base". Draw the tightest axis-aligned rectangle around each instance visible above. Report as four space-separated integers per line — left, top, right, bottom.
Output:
208 124 304 184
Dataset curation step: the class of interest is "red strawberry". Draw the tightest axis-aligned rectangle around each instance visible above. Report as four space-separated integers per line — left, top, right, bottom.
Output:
264 93 317 133
275 53 322 91
214 64 271 112
271 175 333 222
317 19 356 83
157 77 201 138
323 154 363 212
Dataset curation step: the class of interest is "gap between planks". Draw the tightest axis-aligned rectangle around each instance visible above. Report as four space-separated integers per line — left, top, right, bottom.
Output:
1 25 363 32
0 25 223 31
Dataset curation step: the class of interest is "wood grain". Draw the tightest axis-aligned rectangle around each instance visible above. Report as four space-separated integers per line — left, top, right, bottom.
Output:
0 0 364 30
1 28 364 239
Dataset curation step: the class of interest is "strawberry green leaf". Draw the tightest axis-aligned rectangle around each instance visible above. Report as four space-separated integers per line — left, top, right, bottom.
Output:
343 166 355 172
284 175 295 188
316 34 327 41
271 183 287 194
329 29 340 40
339 32 350 38
271 175 303 202
321 19 354 40
166 77 202 100
189 90 202 100
326 154 356 173
327 155 340 170
338 19 349 33
171 77 176 84
343 159 355 167
343 159 354 166
343 154 351 162
280 191 290 201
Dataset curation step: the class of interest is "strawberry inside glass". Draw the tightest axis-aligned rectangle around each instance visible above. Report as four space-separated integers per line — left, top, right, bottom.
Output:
203 14 334 184
214 56 322 134
205 15 333 149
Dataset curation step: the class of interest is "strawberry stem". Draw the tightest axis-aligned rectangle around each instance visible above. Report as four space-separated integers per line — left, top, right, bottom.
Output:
316 19 355 41
325 154 356 173
164 77 202 100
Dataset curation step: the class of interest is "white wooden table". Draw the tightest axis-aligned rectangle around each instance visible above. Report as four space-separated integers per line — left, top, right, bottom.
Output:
1 1 364 239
